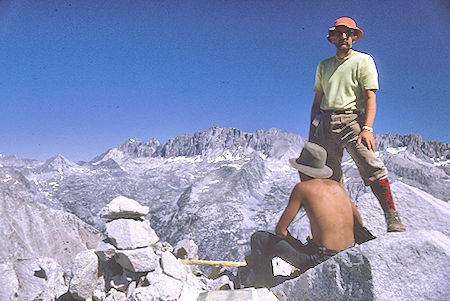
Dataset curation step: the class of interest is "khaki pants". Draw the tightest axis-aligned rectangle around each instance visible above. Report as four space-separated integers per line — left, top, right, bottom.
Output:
311 111 387 186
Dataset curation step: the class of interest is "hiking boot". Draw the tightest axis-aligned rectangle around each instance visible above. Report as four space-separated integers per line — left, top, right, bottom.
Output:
385 210 406 232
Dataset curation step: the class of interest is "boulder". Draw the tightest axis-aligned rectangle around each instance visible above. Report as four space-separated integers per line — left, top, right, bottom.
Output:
12 257 67 300
197 288 278 301
153 241 174 256
104 288 127 301
129 286 160 301
174 239 199 260
0 264 19 301
100 196 150 220
95 240 116 261
0 191 103 269
106 219 159 250
271 230 450 301
110 272 132 292
115 247 159 273
145 271 184 300
160 251 187 281
69 249 99 300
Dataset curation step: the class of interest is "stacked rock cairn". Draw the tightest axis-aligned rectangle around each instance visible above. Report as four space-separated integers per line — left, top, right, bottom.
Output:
68 195 228 300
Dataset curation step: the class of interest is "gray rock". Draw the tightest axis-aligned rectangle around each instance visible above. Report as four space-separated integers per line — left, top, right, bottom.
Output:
174 239 199 260
106 219 159 250
13 257 67 300
93 289 106 301
271 230 450 301
145 271 184 300
126 281 137 299
160 251 187 281
69 249 99 300
153 241 174 256
115 247 159 273
0 263 19 301
100 196 150 220
110 272 132 292
198 288 278 301
104 288 127 301
0 190 103 269
129 286 160 301
95 240 116 261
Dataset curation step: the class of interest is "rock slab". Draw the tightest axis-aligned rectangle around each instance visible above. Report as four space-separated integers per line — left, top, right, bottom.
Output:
271 230 450 301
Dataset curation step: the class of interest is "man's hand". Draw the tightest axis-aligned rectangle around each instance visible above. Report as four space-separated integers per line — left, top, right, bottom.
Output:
275 228 288 239
357 129 376 152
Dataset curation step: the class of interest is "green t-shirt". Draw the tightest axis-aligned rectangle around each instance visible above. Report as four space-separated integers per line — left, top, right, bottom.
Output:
313 50 379 112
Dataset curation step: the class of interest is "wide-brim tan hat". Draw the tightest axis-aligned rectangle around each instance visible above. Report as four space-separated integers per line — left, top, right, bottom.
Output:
289 142 333 179
327 17 363 43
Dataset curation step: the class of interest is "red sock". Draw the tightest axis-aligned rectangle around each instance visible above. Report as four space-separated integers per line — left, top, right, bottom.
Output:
370 178 396 212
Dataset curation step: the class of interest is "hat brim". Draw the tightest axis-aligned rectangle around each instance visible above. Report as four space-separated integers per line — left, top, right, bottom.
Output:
327 27 363 42
289 158 333 179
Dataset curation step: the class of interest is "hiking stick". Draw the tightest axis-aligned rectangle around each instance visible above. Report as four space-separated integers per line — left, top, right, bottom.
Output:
179 259 247 267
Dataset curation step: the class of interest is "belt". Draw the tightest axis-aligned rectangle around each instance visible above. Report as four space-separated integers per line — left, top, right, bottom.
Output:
307 237 354 257
317 247 341 257
321 110 363 115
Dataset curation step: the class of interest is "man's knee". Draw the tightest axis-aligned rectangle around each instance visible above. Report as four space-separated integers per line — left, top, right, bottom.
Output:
251 231 269 244
250 231 275 252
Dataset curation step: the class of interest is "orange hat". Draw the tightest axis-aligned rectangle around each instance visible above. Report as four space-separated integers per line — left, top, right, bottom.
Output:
327 17 363 43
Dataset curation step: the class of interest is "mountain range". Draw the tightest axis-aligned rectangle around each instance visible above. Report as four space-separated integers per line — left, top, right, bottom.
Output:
1 127 449 265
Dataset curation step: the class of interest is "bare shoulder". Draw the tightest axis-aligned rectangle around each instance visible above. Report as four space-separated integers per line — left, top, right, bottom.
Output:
300 179 345 190
299 179 349 200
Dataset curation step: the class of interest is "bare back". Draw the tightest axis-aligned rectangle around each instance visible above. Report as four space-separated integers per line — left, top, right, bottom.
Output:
301 179 354 249
276 179 354 250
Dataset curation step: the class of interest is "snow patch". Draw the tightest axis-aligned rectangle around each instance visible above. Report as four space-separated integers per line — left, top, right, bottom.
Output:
386 146 407 155
167 156 203 163
433 159 450 167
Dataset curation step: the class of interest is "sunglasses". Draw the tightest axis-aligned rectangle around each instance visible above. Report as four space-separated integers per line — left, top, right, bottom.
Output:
331 29 356 37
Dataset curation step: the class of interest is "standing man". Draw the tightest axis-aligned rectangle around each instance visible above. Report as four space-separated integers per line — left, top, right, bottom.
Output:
309 17 405 232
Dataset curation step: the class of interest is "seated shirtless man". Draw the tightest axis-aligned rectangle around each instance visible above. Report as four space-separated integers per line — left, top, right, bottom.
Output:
241 142 372 288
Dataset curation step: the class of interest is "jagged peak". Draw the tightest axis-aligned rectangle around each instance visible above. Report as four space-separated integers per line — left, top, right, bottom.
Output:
90 137 163 164
376 134 450 161
43 154 75 166
160 126 302 159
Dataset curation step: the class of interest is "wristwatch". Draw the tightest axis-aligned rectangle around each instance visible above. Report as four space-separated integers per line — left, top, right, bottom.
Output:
362 126 373 133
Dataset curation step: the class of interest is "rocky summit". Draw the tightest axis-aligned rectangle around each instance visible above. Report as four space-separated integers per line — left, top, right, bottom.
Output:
0 127 449 300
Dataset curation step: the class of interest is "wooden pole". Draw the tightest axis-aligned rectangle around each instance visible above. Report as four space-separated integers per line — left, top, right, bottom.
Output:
179 259 247 267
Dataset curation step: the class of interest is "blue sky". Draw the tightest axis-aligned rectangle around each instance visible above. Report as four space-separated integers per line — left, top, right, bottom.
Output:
1 0 449 162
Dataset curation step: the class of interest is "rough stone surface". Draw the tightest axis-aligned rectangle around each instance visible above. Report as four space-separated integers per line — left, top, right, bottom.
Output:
95 240 116 262
0 263 19 301
115 247 159 273
100 196 150 220
129 286 160 301
271 230 450 301
174 239 199 260
161 251 187 281
106 219 159 250
104 288 127 301
0 190 103 269
69 249 99 300
198 288 278 300
146 271 184 300
110 272 131 292
12 257 67 300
